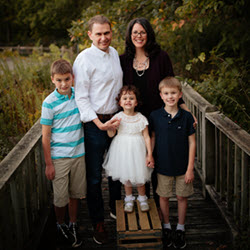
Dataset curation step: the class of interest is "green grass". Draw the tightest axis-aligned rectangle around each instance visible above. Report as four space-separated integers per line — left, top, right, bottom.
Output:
0 45 74 161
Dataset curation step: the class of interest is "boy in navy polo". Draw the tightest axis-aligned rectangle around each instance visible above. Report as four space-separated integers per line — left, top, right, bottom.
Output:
149 77 196 249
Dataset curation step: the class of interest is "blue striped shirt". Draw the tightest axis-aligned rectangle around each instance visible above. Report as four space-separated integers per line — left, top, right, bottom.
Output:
40 87 85 159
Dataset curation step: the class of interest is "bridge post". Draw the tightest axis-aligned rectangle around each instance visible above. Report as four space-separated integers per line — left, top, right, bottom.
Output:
182 82 218 197
241 152 249 229
202 114 216 186
0 120 51 250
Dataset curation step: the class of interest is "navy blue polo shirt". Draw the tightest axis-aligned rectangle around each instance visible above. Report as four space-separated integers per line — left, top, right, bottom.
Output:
149 107 195 176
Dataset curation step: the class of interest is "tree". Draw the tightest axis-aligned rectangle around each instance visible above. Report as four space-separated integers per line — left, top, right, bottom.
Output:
0 0 92 45
69 0 249 131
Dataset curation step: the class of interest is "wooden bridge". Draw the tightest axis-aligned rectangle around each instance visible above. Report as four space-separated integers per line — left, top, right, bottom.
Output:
0 83 249 250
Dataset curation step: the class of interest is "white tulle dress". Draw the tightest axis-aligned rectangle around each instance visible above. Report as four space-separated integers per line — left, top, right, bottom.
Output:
103 111 152 186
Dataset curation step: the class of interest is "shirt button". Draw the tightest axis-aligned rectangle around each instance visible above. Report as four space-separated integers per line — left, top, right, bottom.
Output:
168 121 171 124
168 115 171 117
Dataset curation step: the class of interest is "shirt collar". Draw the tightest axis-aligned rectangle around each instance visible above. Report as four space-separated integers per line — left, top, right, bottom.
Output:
161 106 182 120
91 43 110 57
54 87 74 100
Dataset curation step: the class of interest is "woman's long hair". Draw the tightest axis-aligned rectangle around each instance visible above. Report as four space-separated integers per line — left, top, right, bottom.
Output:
124 17 161 60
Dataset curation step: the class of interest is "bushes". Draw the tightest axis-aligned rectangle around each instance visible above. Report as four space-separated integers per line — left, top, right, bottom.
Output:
1 0 249 159
69 0 249 132
0 45 73 161
185 52 250 131
172 0 250 132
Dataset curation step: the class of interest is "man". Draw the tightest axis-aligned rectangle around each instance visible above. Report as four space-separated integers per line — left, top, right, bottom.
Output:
73 15 122 245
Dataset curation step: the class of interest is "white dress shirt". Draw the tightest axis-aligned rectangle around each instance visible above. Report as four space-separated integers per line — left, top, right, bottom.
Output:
73 44 123 123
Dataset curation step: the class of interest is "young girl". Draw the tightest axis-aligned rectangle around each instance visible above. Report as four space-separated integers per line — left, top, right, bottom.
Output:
103 85 154 213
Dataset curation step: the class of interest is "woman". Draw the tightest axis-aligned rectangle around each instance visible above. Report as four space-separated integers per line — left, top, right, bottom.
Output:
120 17 195 208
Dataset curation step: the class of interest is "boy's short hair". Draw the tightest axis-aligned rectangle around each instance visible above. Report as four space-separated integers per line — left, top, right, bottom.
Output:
159 77 182 92
88 15 111 31
50 59 73 77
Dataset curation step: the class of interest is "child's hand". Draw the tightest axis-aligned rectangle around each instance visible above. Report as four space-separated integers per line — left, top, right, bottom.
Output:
45 164 55 180
185 169 194 184
104 118 121 130
111 118 121 128
146 155 154 168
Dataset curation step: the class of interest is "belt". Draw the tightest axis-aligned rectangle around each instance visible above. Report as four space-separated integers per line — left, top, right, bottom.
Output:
97 114 113 120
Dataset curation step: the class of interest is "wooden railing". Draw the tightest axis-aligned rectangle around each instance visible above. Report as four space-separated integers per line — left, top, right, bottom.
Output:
0 83 249 249
182 82 250 238
0 120 51 250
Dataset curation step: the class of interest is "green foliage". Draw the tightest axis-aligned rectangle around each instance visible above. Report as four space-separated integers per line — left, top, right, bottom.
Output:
172 0 250 131
185 52 250 131
0 45 73 161
1 0 249 158
68 0 249 132
0 0 92 45
68 0 177 54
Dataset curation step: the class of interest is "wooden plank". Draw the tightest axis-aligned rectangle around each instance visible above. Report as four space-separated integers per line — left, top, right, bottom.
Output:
127 209 138 231
240 151 249 228
148 199 162 230
215 127 220 191
0 184 17 250
182 83 217 113
206 112 250 156
227 138 234 211
0 120 42 189
233 146 241 221
117 199 162 249
194 107 199 160
116 200 126 232
46 168 234 249
206 184 239 240
198 110 202 166
184 227 230 234
136 200 150 230
118 241 162 249
118 230 161 240
204 119 215 185
219 131 226 199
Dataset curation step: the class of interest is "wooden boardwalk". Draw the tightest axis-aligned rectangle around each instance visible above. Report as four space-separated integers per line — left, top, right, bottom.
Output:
38 170 233 250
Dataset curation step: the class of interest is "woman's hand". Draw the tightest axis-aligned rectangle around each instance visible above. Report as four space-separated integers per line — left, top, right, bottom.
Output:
179 103 197 129
192 115 198 129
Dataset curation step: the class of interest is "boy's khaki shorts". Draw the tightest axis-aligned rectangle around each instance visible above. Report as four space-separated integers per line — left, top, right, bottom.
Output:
52 156 87 207
156 173 194 198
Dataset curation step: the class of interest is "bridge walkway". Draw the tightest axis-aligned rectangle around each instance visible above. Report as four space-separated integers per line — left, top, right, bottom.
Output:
38 170 232 250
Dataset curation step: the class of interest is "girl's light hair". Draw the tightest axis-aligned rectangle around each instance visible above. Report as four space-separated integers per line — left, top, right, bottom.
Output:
159 77 182 92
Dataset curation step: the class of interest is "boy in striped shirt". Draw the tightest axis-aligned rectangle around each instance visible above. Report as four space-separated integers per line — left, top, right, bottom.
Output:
41 59 86 248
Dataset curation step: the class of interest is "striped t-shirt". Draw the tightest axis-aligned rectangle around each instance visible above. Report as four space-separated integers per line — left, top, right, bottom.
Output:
40 87 85 159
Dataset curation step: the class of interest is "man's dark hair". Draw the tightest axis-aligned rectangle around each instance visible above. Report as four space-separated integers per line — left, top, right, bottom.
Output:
88 15 111 31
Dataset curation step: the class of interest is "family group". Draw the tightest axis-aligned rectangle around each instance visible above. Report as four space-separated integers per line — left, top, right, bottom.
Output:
41 15 196 249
